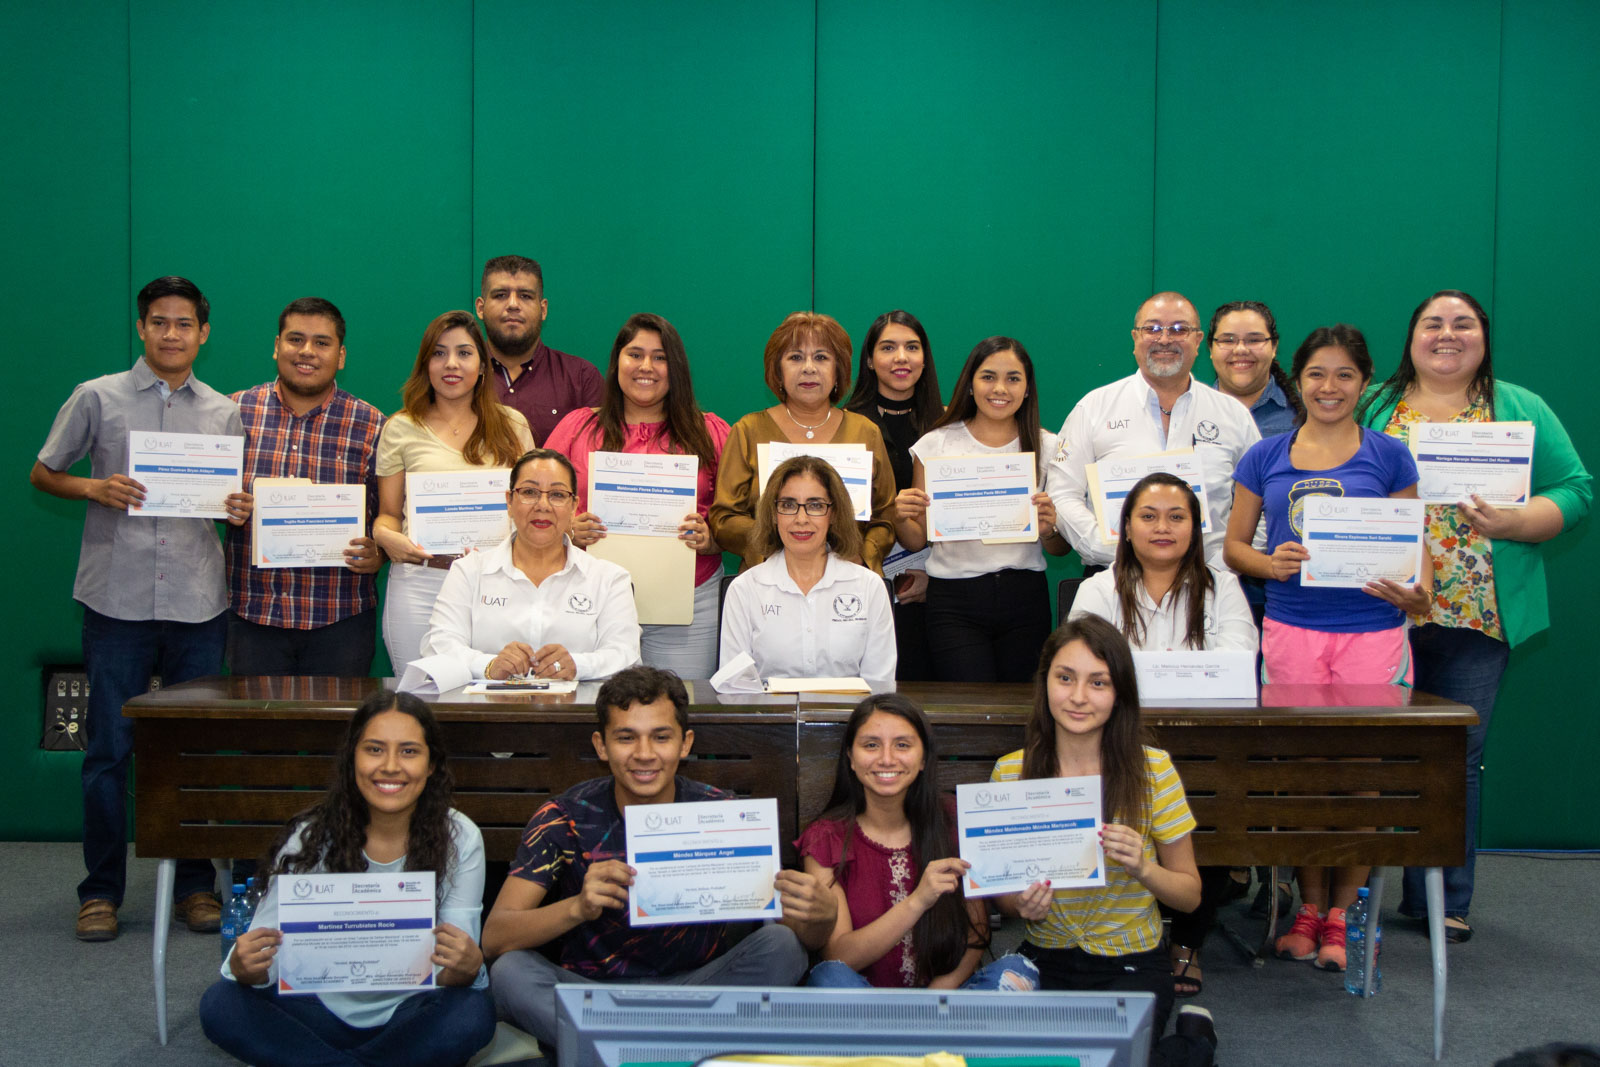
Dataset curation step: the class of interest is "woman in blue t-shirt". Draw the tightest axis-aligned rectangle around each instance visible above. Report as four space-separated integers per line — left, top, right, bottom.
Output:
1224 324 1429 974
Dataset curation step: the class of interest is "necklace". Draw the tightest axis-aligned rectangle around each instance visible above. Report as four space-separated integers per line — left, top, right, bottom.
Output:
431 410 475 438
782 404 834 440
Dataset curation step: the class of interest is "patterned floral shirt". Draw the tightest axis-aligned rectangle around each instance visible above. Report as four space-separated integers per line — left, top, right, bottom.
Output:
1384 398 1503 640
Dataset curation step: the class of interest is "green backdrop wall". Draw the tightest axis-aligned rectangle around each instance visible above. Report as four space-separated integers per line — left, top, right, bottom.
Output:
3 1 1594 848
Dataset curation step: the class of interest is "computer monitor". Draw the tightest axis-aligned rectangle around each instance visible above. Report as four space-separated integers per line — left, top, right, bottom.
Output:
554 984 1156 1067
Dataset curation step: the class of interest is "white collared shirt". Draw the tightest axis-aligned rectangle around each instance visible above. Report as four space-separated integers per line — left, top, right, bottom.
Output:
421 535 641 679
1048 371 1261 566
718 550 896 686
1069 565 1258 652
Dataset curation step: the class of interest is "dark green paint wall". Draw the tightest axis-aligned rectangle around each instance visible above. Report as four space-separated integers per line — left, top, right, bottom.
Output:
3 1 1594 847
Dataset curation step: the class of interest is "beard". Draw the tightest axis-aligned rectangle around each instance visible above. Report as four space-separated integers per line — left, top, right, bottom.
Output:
1142 350 1187 379
485 319 540 360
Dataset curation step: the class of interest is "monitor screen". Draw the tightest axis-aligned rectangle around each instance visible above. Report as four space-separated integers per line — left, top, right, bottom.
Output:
554 984 1156 1067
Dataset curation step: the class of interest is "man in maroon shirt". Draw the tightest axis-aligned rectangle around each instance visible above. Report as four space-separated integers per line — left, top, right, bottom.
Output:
475 255 603 444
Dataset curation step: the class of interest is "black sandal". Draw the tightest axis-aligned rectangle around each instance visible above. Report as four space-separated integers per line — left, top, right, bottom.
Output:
1172 950 1203 996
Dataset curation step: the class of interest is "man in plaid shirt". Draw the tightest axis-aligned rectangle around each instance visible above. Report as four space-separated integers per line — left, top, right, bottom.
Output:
223 297 385 675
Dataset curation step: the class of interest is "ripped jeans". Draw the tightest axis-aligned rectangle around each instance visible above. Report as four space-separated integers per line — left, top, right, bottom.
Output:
806 952 1039 991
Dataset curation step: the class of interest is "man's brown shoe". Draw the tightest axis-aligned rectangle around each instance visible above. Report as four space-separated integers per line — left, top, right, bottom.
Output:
76 899 119 941
175 891 222 933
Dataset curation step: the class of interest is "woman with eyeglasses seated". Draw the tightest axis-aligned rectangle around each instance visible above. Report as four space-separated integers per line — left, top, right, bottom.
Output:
421 449 640 682
715 455 895 691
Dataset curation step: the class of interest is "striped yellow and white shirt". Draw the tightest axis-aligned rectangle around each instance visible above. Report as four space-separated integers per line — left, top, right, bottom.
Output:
991 746 1195 956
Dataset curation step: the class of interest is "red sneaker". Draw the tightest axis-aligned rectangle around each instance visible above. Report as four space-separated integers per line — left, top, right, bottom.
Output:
1316 906 1348 971
1275 904 1323 961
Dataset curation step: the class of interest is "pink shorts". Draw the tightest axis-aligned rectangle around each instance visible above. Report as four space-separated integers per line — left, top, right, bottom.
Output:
1261 618 1413 686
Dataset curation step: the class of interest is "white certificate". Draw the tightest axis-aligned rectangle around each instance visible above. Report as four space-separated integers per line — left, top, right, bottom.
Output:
881 541 931 580
625 797 782 926
276 871 437 996
587 451 700 536
1134 650 1257 699
127 431 244 518
405 469 510 554
924 453 1037 542
1408 421 1535 507
757 442 872 521
1086 450 1211 543
956 776 1104 897
1300 497 1425 589
252 483 365 568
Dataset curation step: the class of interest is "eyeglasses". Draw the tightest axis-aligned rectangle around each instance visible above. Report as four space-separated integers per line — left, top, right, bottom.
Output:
1136 323 1202 339
1212 334 1273 350
774 498 833 516
510 487 575 506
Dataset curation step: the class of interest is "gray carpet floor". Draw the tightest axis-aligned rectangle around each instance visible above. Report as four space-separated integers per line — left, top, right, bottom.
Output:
1 843 1595 1066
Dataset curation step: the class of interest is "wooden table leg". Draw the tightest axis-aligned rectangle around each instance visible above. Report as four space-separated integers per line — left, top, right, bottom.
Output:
1427 866 1447 1060
153 858 175 1045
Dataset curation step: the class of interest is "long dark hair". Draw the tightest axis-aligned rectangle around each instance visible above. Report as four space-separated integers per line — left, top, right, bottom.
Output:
401 310 526 465
1359 289 1496 422
581 312 718 470
1022 618 1151 835
1288 324 1373 428
844 310 945 431
817 694 978 983
261 691 457 900
929 337 1045 479
1112 473 1212 650
1208 300 1303 420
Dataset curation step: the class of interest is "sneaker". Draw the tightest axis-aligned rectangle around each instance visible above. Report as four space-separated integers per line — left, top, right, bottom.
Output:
175 891 222 933
1275 904 1323 961
1175 1004 1217 1051
76 899 119 942
1316 907 1347 971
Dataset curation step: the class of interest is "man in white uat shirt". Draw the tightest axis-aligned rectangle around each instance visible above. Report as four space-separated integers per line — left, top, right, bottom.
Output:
1049 291 1260 570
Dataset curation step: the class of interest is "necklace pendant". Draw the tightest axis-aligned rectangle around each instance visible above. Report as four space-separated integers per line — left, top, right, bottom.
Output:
805 430 815 440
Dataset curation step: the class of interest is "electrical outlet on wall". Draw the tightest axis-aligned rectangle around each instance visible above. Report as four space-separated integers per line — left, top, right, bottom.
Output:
42 667 89 751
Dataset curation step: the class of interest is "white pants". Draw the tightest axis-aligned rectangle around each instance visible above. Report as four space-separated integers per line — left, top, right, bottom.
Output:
639 573 722 680
382 562 447 674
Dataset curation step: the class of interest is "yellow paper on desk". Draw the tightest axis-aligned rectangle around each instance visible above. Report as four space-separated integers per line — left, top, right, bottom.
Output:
588 533 695 625
765 676 871 694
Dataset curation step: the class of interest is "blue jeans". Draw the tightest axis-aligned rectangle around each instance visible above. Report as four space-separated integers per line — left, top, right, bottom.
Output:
806 953 1038 991
1401 623 1510 919
200 979 496 1067
79 607 226 906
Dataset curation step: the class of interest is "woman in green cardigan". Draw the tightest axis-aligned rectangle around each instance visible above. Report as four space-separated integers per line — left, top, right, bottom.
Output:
1360 289 1592 941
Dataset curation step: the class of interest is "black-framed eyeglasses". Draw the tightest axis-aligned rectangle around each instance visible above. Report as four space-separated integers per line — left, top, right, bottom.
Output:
774 498 833 516
1212 334 1272 350
1136 323 1202 338
510 487 575 506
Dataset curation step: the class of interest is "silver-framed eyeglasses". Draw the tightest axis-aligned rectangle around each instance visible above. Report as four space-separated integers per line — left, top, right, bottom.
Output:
1213 334 1272 350
1136 323 1203 338
510 487 575 506
774 498 833 516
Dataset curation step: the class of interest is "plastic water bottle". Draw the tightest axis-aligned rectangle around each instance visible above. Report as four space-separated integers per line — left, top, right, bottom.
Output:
220 882 248 962
1344 886 1382 995
242 877 260 931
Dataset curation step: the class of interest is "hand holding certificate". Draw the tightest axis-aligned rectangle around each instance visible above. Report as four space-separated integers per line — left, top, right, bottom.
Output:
251 481 366 568
127 430 244 518
276 871 438 995
1300 497 1425 589
956 777 1104 896
1408 421 1535 506
625 798 782 925
924 453 1037 542
587 451 700 535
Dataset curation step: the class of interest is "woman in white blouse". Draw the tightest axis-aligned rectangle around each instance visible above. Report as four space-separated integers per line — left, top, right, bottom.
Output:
1070 472 1256 652
421 449 640 681
716 455 895 690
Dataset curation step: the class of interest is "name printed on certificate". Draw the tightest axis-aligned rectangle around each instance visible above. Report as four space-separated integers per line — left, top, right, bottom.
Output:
127 431 244 518
588 451 699 536
253 483 365 568
1300 497 1425 589
1408 421 1535 507
405 469 510 554
1133 650 1258 700
276 871 437 996
758 441 872 521
1087 450 1210 543
924 453 1037 542
956 776 1104 896
625 797 782 926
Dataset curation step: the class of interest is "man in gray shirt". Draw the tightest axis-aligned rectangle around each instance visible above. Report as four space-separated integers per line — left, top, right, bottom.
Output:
31 276 253 942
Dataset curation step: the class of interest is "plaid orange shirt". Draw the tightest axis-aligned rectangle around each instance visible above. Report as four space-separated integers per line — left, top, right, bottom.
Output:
224 381 385 629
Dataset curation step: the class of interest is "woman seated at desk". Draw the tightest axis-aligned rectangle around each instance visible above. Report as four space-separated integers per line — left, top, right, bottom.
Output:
199 690 495 1067
421 448 640 681
715 455 895 691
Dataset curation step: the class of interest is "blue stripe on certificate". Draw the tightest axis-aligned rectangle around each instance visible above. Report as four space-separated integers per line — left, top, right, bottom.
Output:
1305 532 1417 542
414 502 508 513
261 516 360 526
591 482 695 496
133 463 240 475
965 818 1097 837
635 845 775 862
931 486 1030 500
280 918 434 932
1415 453 1530 466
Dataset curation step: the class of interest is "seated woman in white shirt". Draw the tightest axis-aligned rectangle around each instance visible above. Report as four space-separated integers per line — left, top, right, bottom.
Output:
421 448 640 681
716 455 896 691
1070 472 1256 653
1068 470 1254 999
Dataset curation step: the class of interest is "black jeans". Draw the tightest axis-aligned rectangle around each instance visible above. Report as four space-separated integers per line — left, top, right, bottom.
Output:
227 608 377 676
925 569 1051 683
